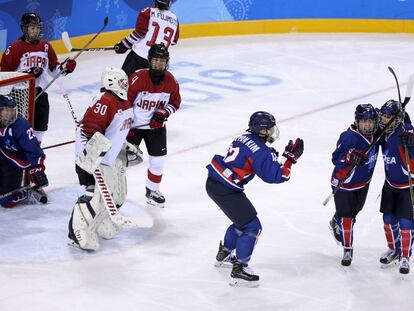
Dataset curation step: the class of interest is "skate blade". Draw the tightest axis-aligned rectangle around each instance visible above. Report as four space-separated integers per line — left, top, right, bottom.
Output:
67 240 96 252
229 278 259 288
214 261 233 268
146 198 165 208
328 225 340 245
380 259 399 269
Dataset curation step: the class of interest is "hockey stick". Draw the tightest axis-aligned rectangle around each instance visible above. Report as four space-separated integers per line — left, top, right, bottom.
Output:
0 184 47 203
93 168 153 228
42 140 75 150
0 185 32 200
62 31 115 52
322 70 414 206
57 82 79 125
36 17 110 100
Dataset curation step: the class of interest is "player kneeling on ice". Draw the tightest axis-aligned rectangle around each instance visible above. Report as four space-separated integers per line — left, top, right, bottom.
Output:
0 95 48 208
377 100 414 274
328 104 379 267
68 67 148 251
206 111 304 287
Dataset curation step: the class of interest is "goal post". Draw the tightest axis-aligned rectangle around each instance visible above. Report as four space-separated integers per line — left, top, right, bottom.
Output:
0 72 36 125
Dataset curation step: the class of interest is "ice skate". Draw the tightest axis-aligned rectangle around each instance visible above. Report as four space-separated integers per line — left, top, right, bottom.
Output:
229 262 259 288
341 248 353 267
329 216 341 245
214 241 236 268
146 187 165 208
379 248 399 265
399 257 410 274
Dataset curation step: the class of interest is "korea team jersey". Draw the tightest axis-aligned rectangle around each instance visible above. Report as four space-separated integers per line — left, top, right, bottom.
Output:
0 38 60 89
128 69 181 129
206 133 292 192
131 7 179 58
331 125 379 191
0 117 45 169
380 125 414 189
75 92 134 166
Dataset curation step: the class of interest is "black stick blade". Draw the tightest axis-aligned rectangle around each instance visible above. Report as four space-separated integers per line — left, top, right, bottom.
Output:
104 17 109 26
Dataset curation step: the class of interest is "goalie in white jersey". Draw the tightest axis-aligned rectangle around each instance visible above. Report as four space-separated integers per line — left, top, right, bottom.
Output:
68 67 141 251
114 0 179 76
127 43 181 208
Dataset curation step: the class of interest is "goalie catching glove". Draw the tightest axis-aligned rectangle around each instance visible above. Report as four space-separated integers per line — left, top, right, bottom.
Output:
28 164 48 188
282 138 304 163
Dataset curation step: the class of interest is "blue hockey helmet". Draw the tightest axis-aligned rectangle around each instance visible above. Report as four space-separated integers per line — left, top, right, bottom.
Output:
248 111 279 143
378 99 403 133
354 103 378 136
0 95 17 127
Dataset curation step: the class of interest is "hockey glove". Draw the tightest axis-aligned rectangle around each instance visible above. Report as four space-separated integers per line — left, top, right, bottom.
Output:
28 165 49 188
114 41 129 54
345 148 368 166
282 138 304 164
399 131 414 148
25 67 43 78
150 109 169 129
59 58 77 75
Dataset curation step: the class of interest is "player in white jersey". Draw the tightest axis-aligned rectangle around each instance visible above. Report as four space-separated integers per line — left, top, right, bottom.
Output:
114 0 179 76
0 13 76 142
127 43 181 207
68 67 138 251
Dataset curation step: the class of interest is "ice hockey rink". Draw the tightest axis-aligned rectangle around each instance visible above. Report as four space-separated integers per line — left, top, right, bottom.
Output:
2 33 414 310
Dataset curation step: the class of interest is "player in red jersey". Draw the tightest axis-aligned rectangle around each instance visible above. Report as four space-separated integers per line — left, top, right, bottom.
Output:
127 43 181 207
0 13 76 143
68 67 138 251
114 0 179 76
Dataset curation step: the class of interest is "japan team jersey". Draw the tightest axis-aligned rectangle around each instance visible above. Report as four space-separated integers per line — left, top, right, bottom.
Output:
128 69 181 129
331 125 379 191
206 133 292 191
380 124 414 189
0 117 45 169
75 92 134 166
0 38 60 89
131 7 179 58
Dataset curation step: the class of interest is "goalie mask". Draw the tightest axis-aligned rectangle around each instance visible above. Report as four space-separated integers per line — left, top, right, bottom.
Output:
148 43 169 84
155 0 171 10
354 103 378 137
101 67 128 100
248 111 279 144
20 12 42 43
0 95 17 128
378 99 404 133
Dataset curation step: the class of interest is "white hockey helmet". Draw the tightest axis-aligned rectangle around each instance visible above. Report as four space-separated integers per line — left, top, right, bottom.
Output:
101 67 128 100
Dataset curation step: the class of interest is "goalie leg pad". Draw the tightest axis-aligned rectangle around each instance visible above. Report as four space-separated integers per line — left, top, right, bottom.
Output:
96 214 123 239
76 132 112 174
100 158 127 207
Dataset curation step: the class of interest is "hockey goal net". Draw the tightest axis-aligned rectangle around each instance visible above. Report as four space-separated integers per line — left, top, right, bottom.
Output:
0 72 35 125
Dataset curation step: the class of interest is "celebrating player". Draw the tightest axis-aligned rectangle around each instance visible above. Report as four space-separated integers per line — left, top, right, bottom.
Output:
0 95 48 208
377 99 414 274
328 104 379 267
127 43 181 208
0 12 76 143
68 67 137 251
205 111 304 287
114 0 179 76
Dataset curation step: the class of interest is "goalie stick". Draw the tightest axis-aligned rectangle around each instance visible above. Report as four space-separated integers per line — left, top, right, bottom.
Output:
322 69 414 206
62 31 115 52
36 17 110 100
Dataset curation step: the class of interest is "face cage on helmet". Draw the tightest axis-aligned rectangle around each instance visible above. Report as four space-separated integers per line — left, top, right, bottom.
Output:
0 107 17 128
378 112 401 133
259 124 280 144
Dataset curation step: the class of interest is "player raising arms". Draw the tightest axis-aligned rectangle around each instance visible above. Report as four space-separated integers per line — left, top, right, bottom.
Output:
127 43 181 208
0 95 48 208
0 12 76 143
377 100 414 274
206 111 304 287
114 0 179 76
328 104 379 267
68 67 137 251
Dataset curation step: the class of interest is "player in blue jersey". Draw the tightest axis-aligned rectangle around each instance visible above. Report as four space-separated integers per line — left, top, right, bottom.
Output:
328 104 379 266
0 95 48 208
206 111 304 287
377 99 414 274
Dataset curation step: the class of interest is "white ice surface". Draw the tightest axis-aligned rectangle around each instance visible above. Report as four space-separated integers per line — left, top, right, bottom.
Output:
1 33 414 310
